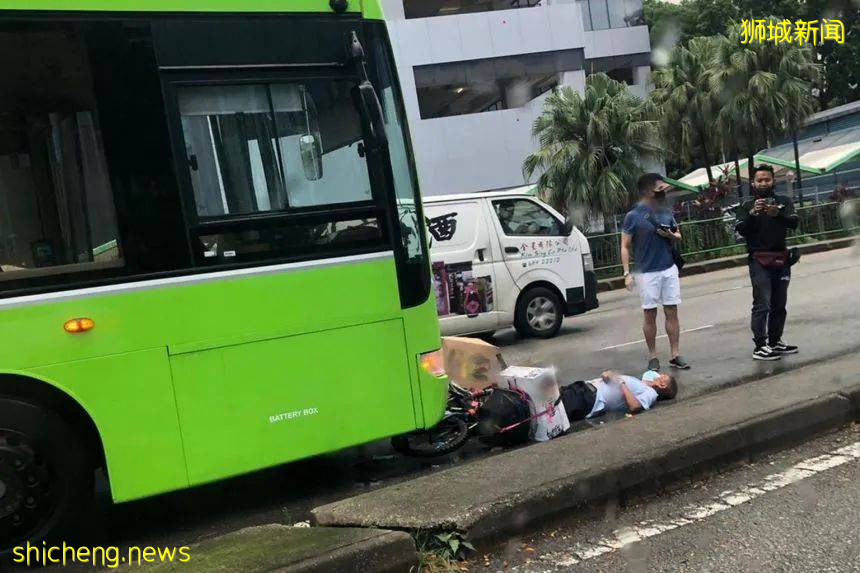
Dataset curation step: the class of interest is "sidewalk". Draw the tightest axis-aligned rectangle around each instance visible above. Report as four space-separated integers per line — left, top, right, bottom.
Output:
597 236 854 292
313 355 860 545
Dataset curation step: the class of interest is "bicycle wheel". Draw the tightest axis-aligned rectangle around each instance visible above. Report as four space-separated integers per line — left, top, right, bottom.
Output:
391 416 470 458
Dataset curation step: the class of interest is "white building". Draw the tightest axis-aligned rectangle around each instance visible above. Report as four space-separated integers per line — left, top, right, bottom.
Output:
381 0 654 195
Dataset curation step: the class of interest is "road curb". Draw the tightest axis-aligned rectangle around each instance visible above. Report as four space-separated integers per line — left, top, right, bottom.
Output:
597 237 854 292
313 361 860 547
118 525 418 573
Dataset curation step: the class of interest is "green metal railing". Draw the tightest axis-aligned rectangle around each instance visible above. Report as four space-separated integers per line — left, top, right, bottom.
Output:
589 200 858 279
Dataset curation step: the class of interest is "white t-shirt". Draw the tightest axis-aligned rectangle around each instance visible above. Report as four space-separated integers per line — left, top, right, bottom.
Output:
587 373 659 418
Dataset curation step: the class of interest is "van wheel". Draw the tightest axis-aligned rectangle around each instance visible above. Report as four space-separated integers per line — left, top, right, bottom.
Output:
514 287 563 339
0 397 93 555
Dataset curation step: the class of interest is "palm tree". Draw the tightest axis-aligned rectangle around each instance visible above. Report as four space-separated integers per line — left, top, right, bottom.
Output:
523 74 662 219
649 36 722 183
711 20 820 183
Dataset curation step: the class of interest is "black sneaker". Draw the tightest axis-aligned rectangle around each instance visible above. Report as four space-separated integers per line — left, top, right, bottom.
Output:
753 345 781 361
648 357 660 372
669 356 691 369
771 341 799 354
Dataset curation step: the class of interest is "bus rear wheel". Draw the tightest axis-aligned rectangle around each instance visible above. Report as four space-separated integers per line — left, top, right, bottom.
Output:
0 397 92 555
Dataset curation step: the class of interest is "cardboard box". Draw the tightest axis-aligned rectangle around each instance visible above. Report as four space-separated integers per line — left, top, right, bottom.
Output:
442 336 507 390
500 366 570 442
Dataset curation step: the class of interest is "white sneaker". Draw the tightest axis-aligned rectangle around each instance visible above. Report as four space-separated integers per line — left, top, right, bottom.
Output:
753 345 781 361
771 341 799 354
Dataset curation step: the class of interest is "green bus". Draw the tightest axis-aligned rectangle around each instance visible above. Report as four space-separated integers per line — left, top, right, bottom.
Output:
0 0 447 550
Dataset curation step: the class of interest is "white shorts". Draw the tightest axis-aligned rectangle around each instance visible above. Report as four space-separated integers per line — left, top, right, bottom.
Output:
636 265 681 309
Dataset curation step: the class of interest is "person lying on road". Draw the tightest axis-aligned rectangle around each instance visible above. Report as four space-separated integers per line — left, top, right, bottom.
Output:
561 370 678 421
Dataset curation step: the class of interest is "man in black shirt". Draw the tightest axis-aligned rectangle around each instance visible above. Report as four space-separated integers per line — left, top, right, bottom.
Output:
736 165 799 361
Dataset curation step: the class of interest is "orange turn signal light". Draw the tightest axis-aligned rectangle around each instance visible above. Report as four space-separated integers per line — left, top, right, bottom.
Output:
64 318 95 334
419 349 446 377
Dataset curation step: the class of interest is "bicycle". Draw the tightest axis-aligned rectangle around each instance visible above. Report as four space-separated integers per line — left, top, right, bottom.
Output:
390 382 493 457
391 382 540 457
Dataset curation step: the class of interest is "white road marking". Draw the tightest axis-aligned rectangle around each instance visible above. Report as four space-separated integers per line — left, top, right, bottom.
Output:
516 441 860 571
598 325 715 351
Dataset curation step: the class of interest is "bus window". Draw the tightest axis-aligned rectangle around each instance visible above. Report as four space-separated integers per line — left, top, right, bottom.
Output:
177 80 373 219
0 26 123 281
0 20 190 297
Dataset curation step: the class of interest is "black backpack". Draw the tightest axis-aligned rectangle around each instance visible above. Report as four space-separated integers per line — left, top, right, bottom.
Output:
477 389 532 446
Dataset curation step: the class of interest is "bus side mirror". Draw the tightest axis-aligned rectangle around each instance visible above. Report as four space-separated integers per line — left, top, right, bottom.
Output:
300 134 323 181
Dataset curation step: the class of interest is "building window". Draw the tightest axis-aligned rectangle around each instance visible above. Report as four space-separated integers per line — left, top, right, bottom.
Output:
585 53 651 85
414 49 584 119
579 0 644 31
403 0 542 19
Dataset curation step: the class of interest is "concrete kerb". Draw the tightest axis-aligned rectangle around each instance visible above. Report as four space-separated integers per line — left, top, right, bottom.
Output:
597 237 854 292
464 394 856 544
312 361 860 549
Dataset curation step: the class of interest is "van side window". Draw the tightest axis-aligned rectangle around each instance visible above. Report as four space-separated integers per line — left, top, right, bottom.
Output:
493 199 563 236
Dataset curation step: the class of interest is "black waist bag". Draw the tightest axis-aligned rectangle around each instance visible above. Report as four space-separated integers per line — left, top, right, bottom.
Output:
672 246 686 271
477 389 532 446
560 381 597 422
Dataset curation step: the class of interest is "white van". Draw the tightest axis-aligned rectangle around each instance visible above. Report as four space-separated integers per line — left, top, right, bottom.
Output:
424 189 599 339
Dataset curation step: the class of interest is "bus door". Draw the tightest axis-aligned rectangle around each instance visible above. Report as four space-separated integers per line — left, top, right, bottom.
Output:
159 58 418 484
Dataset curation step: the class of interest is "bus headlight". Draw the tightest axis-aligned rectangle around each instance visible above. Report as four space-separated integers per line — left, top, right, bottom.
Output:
419 349 446 377
582 252 595 272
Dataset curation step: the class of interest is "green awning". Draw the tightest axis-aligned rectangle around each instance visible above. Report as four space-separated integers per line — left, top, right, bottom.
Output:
755 127 860 175
677 159 751 191
662 176 700 193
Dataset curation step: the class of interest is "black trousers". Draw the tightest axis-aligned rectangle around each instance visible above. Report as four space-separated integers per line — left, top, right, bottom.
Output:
561 381 598 421
748 258 791 347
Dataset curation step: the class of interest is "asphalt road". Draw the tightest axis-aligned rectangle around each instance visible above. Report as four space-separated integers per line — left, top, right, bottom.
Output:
496 246 860 400
8 248 859 570
487 424 860 573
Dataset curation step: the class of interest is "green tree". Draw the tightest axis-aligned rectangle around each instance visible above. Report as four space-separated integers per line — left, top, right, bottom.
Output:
649 36 722 182
733 0 857 108
647 0 858 110
711 20 820 173
523 74 662 218
644 0 739 47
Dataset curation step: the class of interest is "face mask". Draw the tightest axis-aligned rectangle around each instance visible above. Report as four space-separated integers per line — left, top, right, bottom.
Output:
654 191 667 204
754 184 774 196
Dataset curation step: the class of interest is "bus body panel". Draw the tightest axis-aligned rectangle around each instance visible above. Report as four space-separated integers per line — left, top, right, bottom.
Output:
0 256 402 370
170 318 414 486
1 256 435 502
17 349 189 502
401 292 448 428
